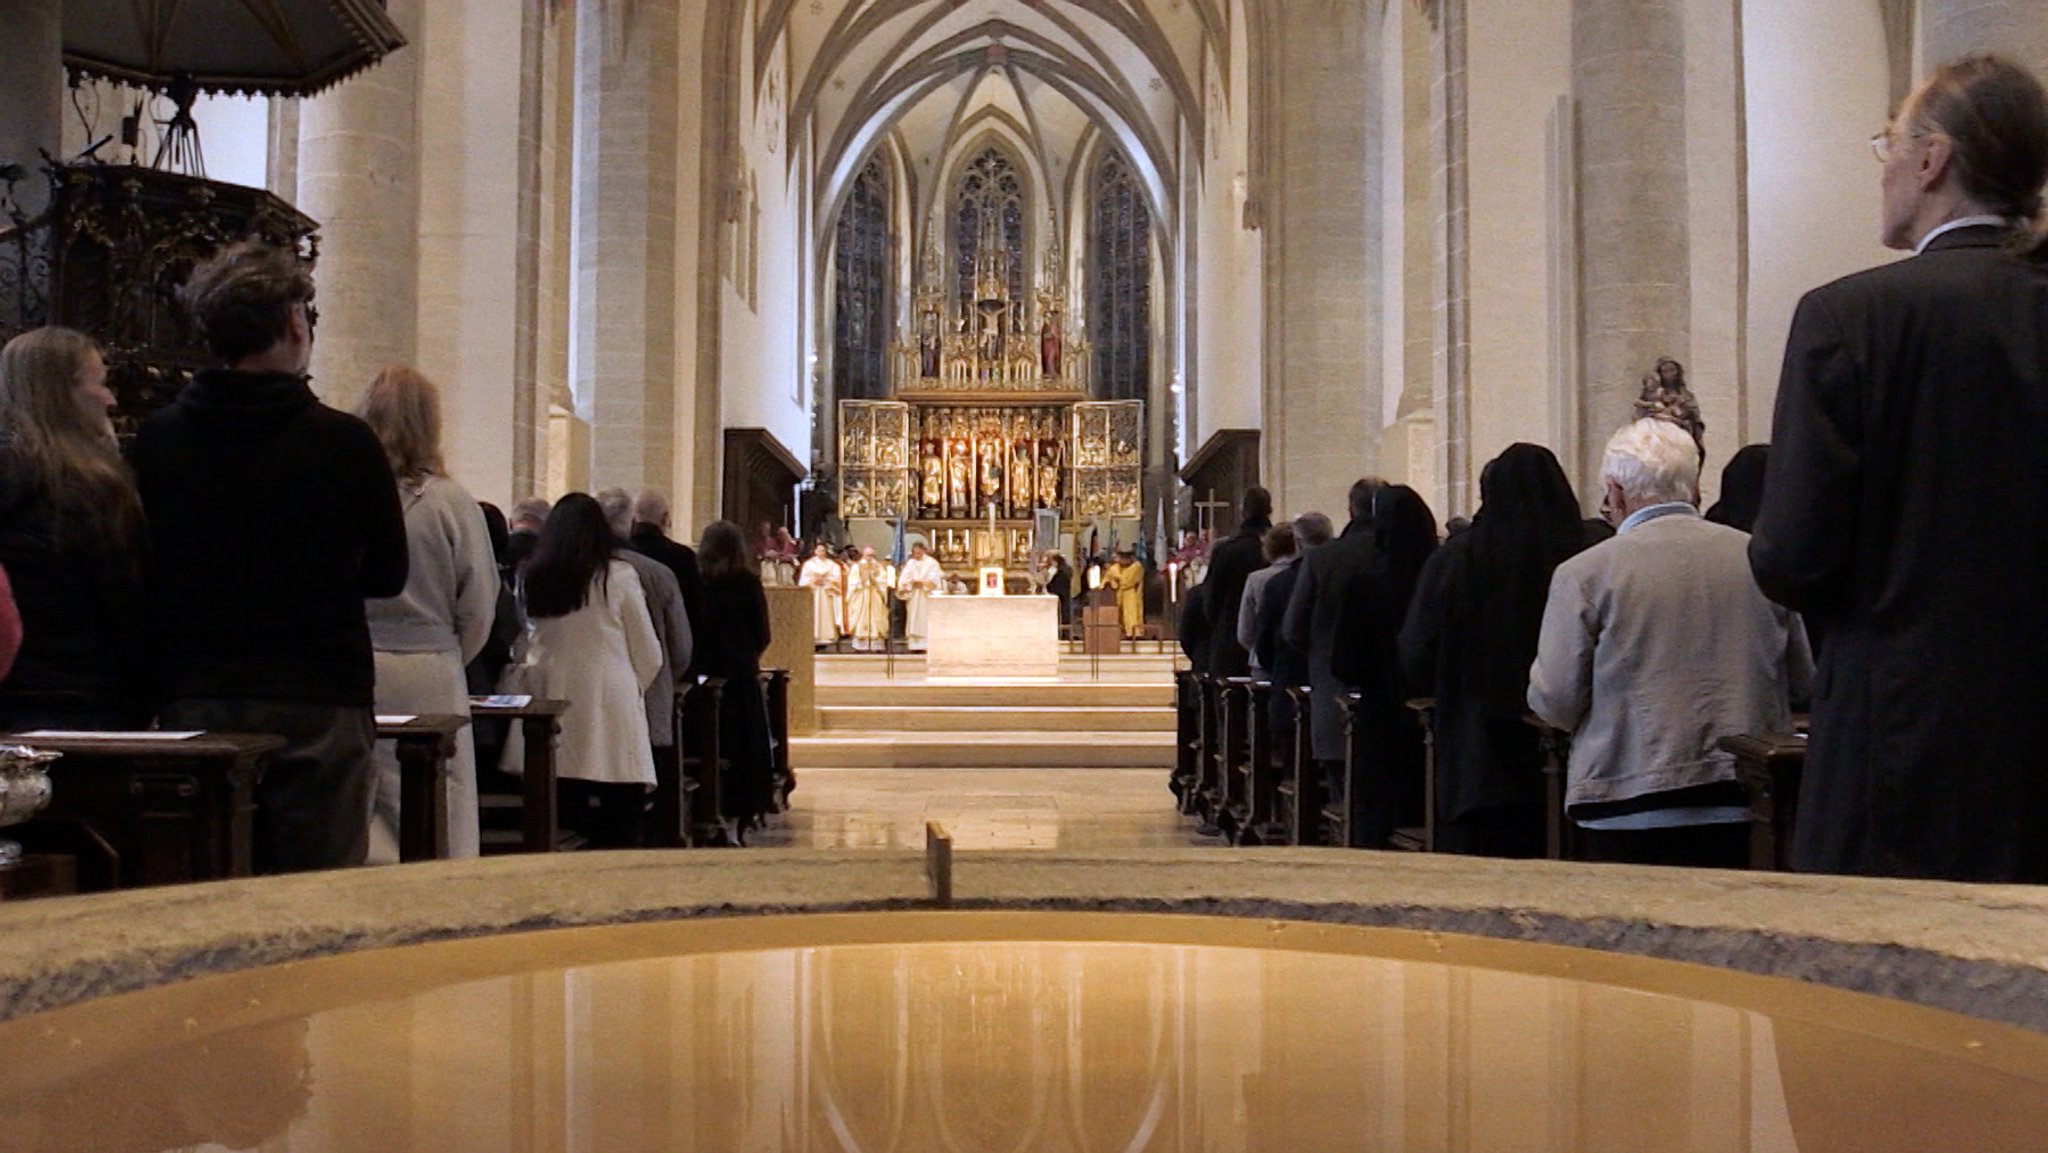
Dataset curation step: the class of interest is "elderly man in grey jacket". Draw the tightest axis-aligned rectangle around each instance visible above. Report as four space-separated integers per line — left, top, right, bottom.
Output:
1528 419 1812 868
597 488 694 843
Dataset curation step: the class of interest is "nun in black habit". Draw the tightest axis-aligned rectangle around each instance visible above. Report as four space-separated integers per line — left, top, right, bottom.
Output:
1397 444 1604 858
1328 484 1439 848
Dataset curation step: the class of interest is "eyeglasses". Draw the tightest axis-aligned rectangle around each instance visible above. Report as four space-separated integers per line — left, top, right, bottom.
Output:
1869 125 1927 163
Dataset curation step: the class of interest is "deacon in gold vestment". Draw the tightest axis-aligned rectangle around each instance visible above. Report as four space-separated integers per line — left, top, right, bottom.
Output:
1104 549 1146 640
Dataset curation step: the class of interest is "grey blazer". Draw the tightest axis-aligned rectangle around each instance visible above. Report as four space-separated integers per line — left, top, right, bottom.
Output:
1528 506 1812 810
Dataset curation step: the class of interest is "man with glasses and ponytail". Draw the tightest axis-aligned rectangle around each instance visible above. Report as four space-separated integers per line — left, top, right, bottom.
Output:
1751 54 2048 884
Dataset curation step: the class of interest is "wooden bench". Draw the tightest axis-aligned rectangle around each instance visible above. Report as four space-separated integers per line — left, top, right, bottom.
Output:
1172 670 1202 814
1278 685 1321 845
8 731 283 887
1719 729 1809 871
763 668 793 814
1192 677 1224 834
375 714 470 862
680 677 733 846
1394 698 1438 853
1242 680 1285 845
470 698 569 854
1522 714 1584 862
1218 677 1254 842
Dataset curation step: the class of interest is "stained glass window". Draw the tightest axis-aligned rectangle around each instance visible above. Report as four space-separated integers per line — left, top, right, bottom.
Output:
1089 150 1151 403
954 147 1027 307
833 154 891 401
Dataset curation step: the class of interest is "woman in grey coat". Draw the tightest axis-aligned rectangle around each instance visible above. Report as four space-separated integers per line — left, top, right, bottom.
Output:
359 367 499 861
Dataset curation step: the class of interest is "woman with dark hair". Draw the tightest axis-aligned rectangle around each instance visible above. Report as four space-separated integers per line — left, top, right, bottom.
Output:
694 519 775 834
0 327 148 729
1704 445 1769 533
508 492 662 847
1399 444 1603 857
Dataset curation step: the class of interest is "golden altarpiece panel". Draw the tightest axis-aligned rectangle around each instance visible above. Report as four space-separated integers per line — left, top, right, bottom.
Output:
838 229 1141 572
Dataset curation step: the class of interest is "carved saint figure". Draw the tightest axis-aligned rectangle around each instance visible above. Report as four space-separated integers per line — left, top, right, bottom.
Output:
920 441 945 513
1040 316 1061 378
947 439 972 514
1011 441 1034 517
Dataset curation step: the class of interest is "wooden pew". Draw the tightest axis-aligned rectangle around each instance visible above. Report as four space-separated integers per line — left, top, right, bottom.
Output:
1219 677 1254 842
680 677 734 846
1719 729 1809 871
1327 691 1366 847
1522 714 1584 862
1193 677 1224 835
1242 680 1284 845
764 668 793 814
1393 698 1438 853
470 698 569 854
375 714 470 862
9 732 283 887
1278 685 1321 845
1172 670 1202 814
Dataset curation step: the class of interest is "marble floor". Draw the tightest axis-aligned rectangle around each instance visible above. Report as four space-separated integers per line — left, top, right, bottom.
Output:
750 768 1198 851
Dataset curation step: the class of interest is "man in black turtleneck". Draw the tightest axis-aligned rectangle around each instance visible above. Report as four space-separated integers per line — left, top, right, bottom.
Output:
1203 486 1273 677
135 242 408 874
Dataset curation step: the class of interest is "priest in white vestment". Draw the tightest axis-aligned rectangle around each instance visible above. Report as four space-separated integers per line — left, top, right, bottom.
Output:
799 544 845 648
897 542 945 651
846 547 894 651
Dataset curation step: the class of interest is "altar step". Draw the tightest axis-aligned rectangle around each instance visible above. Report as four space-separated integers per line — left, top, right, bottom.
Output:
814 682 1172 709
790 730 1176 770
818 704 1173 733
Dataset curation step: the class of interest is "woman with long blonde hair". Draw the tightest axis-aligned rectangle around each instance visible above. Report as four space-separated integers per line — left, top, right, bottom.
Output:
357 366 499 861
0 327 148 728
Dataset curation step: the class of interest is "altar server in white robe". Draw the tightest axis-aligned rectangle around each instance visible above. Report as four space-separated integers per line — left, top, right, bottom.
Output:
799 544 844 647
846 547 894 651
898 542 945 651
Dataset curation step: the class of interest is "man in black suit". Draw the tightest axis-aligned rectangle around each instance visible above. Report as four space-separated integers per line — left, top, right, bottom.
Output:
506 497 549 571
628 489 707 668
1204 487 1275 677
1282 481 1386 809
1750 54 2048 883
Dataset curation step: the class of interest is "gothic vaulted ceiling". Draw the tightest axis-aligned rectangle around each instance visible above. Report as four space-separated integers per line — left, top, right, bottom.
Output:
766 0 1232 241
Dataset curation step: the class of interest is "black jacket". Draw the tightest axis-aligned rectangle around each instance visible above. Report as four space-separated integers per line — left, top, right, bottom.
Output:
1282 521 1381 761
1204 517 1272 676
629 526 707 668
1177 581 1213 675
134 369 407 707
1751 225 2048 882
0 455 147 725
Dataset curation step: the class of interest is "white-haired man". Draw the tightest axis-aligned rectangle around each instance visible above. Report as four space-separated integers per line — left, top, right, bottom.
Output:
1528 419 1813 869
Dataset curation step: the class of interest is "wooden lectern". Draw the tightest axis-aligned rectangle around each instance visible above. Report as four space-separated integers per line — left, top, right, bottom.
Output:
1082 589 1121 655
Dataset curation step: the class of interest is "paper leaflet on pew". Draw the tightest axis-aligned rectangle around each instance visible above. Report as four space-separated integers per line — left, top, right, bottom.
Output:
14 730 203 741
471 695 533 708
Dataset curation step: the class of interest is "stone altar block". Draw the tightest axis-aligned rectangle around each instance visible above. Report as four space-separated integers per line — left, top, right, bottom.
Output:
927 595 1060 680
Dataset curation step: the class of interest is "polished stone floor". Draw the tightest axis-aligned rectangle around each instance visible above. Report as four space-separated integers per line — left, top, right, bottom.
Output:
751 768 1197 851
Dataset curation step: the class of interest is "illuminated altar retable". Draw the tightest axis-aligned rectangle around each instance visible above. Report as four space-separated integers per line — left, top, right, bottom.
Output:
840 219 1142 574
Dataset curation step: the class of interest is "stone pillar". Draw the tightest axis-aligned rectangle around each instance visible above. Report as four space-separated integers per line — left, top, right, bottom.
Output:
297 0 423 408
1572 0 1691 491
1260 3 1379 519
570 0 681 493
0 0 62 217
1923 0 2048 80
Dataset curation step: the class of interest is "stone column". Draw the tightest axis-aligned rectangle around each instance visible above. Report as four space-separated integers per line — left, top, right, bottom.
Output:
570 0 681 493
0 0 62 217
1260 1 1379 519
297 0 423 408
1572 0 1691 491
1922 0 2048 80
